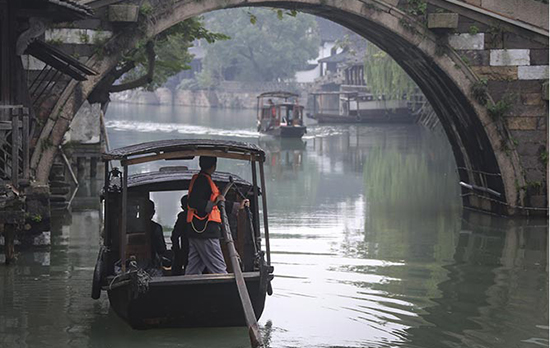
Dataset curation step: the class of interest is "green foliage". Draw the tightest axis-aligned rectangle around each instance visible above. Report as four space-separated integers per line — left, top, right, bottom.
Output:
199 8 319 83
486 93 513 119
46 38 63 46
140 3 153 16
468 25 479 35
363 43 417 100
121 18 229 90
25 213 42 223
471 78 488 105
78 30 90 44
406 0 427 16
540 149 548 166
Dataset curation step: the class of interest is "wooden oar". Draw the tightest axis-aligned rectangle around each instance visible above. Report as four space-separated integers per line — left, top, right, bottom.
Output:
218 182 263 348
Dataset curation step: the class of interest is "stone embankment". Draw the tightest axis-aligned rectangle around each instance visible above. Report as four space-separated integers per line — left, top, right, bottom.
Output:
111 81 312 108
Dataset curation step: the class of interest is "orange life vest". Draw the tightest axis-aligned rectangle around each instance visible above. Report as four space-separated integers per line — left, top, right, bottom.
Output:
187 173 222 225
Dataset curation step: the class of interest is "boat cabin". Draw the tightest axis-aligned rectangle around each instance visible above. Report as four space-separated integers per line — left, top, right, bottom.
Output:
93 139 274 329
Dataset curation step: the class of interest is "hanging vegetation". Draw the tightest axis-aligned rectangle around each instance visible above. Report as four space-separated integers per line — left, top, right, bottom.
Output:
363 43 417 100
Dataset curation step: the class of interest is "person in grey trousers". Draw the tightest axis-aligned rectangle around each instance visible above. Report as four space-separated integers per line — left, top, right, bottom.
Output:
185 156 248 275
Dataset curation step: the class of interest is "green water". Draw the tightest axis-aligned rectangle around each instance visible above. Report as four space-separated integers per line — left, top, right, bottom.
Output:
0 103 547 348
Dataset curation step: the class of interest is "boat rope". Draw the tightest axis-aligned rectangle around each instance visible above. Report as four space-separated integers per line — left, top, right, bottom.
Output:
456 167 502 177
108 274 123 290
461 192 549 212
135 268 151 294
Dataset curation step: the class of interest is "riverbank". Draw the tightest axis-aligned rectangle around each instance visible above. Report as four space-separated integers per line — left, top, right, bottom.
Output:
111 81 311 109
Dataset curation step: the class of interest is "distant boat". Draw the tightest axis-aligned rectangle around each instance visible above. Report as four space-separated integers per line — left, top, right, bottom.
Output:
307 91 416 124
256 91 307 138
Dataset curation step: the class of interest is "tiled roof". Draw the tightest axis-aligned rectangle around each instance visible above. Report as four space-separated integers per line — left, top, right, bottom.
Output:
44 0 93 18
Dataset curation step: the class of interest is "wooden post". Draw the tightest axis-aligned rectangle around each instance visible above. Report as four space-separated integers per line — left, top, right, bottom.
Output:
103 161 111 246
251 161 261 245
120 164 128 272
258 161 271 265
11 107 19 187
4 223 15 265
22 107 29 181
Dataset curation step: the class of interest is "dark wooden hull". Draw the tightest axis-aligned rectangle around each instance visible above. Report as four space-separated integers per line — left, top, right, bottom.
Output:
106 272 270 329
309 108 416 124
263 126 306 138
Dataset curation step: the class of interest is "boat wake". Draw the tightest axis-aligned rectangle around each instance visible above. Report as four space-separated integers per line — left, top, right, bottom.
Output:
105 120 261 138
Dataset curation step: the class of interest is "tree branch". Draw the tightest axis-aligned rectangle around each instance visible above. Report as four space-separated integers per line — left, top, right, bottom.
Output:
109 41 155 93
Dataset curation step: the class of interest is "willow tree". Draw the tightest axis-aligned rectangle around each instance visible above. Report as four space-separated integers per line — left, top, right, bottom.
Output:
363 43 417 100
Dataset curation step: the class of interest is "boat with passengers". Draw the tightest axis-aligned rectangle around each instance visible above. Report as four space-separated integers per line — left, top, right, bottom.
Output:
91 139 274 342
256 91 307 138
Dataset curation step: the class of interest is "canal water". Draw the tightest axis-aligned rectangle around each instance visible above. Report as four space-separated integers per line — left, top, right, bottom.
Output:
0 103 547 348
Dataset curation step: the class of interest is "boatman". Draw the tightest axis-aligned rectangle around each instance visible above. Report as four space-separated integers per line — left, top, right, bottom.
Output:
186 156 248 275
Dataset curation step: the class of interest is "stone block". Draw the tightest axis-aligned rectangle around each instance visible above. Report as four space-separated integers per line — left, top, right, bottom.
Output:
516 142 545 156
502 32 546 50
510 105 547 117
428 13 459 29
65 101 101 144
521 93 544 106
449 33 485 50
505 116 538 130
510 130 547 144
488 80 541 100
537 117 547 130
461 50 490 66
72 19 102 30
530 50 549 65
471 66 517 80
529 195 547 209
56 43 95 58
518 66 549 80
485 32 503 49
108 5 139 22
21 55 46 70
520 155 544 170
490 49 530 66
45 29 112 45
525 168 544 183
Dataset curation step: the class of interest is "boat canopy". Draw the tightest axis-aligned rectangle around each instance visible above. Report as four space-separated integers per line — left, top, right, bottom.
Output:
257 91 299 99
103 139 265 165
127 169 256 192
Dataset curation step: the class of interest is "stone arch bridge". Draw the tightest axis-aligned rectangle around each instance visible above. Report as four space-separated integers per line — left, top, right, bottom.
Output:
7 0 550 217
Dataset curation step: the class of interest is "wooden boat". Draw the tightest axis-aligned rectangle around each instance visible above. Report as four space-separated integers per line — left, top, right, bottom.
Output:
307 91 415 124
91 139 274 331
257 91 307 138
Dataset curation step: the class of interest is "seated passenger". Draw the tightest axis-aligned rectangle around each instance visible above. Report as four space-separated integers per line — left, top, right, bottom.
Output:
144 200 168 270
171 195 189 275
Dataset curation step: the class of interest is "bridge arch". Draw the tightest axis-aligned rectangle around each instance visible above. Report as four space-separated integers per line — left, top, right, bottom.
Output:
31 0 528 215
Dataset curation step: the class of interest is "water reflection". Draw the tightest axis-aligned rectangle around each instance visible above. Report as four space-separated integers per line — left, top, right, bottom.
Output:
0 104 547 348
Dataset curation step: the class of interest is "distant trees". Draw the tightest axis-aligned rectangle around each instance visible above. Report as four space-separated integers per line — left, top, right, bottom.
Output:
197 8 320 85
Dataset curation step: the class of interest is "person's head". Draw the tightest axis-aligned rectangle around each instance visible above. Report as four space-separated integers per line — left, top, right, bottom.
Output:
199 156 217 174
180 195 188 211
144 200 155 219
268 99 273 104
